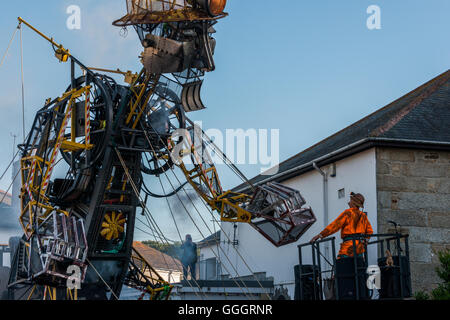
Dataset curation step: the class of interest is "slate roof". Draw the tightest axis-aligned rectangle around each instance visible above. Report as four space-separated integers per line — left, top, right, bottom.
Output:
133 241 182 272
0 190 12 206
198 231 220 248
235 70 450 192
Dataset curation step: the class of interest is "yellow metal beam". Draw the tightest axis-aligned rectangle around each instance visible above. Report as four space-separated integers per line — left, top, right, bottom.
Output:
60 140 94 152
17 17 70 62
88 67 138 84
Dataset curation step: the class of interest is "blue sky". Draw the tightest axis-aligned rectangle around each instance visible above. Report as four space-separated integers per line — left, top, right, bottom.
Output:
0 0 449 241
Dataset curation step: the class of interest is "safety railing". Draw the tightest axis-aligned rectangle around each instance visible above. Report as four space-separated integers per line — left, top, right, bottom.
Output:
297 233 411 300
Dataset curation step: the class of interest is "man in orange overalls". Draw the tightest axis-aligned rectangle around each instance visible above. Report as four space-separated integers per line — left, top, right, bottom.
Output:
310 192 373 259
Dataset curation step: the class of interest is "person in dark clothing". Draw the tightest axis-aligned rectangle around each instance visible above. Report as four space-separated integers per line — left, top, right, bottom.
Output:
181 234 197 280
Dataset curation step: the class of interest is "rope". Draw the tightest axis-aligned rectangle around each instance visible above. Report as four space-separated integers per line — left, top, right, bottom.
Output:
196 193 274 299
0 25 19 70
134 224 176 284
110 156 182 293
139 123 257 298
0 129 58 206
0 149 20 181
114 148 206 299
170 167 272 299
139 128 256 300
154 172 245 296
86 258 120 300
0 160 21 205
132 178 207 300
170 130 272 298
135 224 161 240
141 173 189 199
156 175 183 242
123 157 207 300
135 216 160 239
142 164 253 300
200 127 254 191
19 24 25 140
140 119 271 299
15 284 34 301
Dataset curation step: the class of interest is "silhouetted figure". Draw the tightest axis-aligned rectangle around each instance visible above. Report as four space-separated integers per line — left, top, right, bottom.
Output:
181 234 197 280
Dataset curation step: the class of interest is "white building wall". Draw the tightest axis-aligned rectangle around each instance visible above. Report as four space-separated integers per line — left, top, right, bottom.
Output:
199 245 218 261
198 244 221 280
156 269 182 283
218 148 378 299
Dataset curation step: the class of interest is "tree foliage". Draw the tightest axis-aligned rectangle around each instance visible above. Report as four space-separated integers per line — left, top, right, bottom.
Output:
414 249 450 300
142 240 182 259
431 249 450 300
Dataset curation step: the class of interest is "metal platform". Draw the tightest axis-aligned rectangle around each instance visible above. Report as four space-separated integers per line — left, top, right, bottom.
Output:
297 233 412 300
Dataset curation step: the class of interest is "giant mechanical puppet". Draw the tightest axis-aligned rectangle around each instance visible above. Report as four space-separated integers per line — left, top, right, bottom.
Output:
7 0 316 300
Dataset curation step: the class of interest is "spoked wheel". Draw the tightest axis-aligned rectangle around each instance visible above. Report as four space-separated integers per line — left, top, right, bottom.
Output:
59 75 113 169
141 85 186 176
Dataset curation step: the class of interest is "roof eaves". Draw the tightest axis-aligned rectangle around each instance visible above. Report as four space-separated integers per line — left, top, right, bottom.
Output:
268 70 450 169
234 138 450 193
371 70 450 137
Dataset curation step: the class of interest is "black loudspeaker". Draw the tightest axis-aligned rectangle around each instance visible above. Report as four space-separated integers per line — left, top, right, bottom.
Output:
378 256 411 299
294 265 320 300
335 257 369 300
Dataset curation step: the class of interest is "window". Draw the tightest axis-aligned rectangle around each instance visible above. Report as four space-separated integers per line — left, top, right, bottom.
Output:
338 188 345 199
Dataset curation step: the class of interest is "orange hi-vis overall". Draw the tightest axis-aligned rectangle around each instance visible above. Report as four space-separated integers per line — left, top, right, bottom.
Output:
319 207 374 258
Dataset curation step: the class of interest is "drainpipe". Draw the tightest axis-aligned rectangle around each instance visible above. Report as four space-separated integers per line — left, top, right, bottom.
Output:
313 162 329 261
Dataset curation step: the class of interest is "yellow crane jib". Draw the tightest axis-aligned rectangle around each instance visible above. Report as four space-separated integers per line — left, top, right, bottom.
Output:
17 17 70 62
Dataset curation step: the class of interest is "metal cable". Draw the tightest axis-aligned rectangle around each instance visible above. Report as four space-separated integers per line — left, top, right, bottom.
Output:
195 192 273 299
0 162 21 205
110 156 186 294
128 166 207 300
132 177 207 300
0 149 20 181
200 127 254 191
0 25 19 70
19 24 25 140
142 119 266 287
138 121 257 298
169 167 273 300
141 119 271 299
133 222 180 287
136 215 180 244
86 258 120 300
15 284 34 301
170 132 272 298
114 148 206 299
156 175 183 242
140 128 255 299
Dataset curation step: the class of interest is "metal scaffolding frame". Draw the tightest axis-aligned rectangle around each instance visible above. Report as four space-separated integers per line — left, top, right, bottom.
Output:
297 233 411 300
